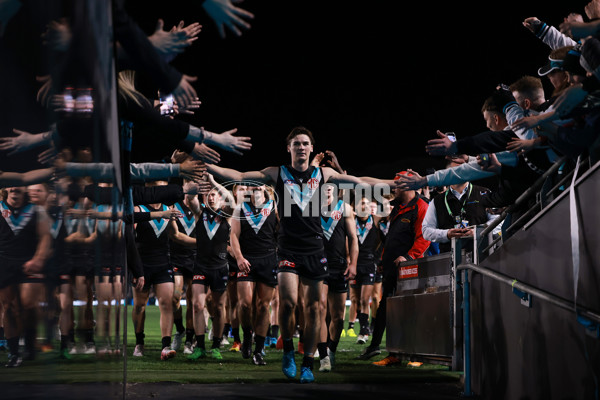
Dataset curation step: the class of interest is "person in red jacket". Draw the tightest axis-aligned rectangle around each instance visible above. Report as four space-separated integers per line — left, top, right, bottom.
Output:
356 170 430 366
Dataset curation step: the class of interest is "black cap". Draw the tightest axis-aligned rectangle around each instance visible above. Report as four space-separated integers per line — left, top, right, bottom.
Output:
538 57 564 76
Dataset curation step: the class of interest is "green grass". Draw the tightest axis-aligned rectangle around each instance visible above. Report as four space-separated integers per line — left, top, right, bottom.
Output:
0 306 460 385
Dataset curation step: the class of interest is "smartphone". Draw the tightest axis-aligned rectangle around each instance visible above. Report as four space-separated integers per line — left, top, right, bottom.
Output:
479 153 490 168
446 132 456 142
159 94 175 116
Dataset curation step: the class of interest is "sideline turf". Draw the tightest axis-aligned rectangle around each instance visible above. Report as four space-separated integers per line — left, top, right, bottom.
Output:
0 306 460 385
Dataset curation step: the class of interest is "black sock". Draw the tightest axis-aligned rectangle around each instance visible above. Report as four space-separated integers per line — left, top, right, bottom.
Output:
232 326 241 343
68 328 75 343
7 337 19 355
161 336 171 349
185 328 195 344
370 317 376 331
348 321 354 330
174 318 185 334
317 342 328 358
301 355 314 370
45 317 55 344
254 335 265 354
298 329 304 343
328 338 339 353
85 329 94 344
271 325 279 338
135 331 145 345
212 336 221 349
0 327 4 340
25 327 36 353
266 325 272 337
358 312 369 335
283 338 294 353
75 328 84 342
60 335 70 350
222 323 231 338
242 327 252 344
196 334 205 350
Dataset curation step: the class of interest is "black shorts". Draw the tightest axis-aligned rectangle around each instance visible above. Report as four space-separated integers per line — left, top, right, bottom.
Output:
277 250 328 281
172 259 194 281
71 255 95 278
228 260 239 282
20 271 46 285
374 271 383 283
324 262 348 293
43 257 62 286
95 265 124 283
237 252 278 287
142 265 174 289
350 262 376 287
192 264 228 292
0 258 25 289
58 273 72 285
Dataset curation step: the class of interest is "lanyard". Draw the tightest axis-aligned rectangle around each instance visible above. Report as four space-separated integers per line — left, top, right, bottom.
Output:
444 183 472 223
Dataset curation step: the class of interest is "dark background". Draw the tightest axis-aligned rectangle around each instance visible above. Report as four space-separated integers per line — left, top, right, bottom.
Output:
127 0 588 179
0 0 591 180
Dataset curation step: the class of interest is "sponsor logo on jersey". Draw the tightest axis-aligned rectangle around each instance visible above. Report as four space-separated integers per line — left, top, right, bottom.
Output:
278 260 295 268
279 166 322 212
321 200 344 241
193 275 206 280
242 200 274 234
307 177 319 190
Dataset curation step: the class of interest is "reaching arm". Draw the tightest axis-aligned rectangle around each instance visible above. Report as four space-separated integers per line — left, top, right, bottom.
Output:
396 153 517 190
207 173 235 206
201 0 255 39
323 166 394 188
0 128 53 155
0 168 54 187
199 128 252 156
343 203 358 279
167 219 196 247
206 164 277 185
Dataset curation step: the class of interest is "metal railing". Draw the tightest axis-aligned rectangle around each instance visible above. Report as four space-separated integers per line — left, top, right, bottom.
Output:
453 155 599 397
479 155 569 255
457 263 600 324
